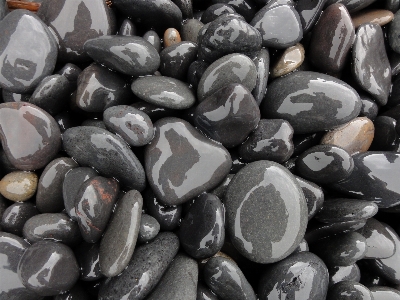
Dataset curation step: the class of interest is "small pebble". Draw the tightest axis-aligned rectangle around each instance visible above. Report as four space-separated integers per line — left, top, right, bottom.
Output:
137 214 160 243
1 202 38 236
271 43 305 78
0 171 38 202
164 28 181 47
75 242 103 282
352 9 394 28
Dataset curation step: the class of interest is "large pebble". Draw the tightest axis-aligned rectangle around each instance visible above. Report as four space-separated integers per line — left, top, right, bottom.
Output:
63 126 146 191
261 71 362 134
225 160 308 263
145 117 232 206
0 171 37 202
1 202 38 235
327 281 373 300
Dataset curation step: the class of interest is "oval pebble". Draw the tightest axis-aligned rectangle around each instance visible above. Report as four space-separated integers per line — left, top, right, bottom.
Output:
271 43 305 78
197 282 219 300
370 286 400 300
1 202 38 236
181 19 204 43
143 30 162 53
389 9 400 54
137 214 160 243
327 281 373 300
0 171 37 202
329 264 361 287
352 9 394 28
164 28 181 47
296 0 326 34
252 48 270 105
119 19 136 36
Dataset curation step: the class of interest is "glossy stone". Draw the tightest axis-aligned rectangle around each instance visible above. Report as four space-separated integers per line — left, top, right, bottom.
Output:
258 252 329 300
143 30 162 53
37 0 116 63
0 102 61 170
204 256 256 300
252 48 270 105
63 167 98 220
119 19 136 36
295 0 326 34
0 10 58 93
211 0 257 22
75 176 119 243
56 63 82 83
187 60 209 90
164 28 181 47
387 0 400 12
370 286 400 300
84 36 160 76
0 171 37 202
100 190 142 277
327 281 373 300
261 71 362 134
325 0 378 13
239 119 294 163
145 117 232 206
329 264 361 287
138 214 160 243
295 176 324 220
2 90 30 103
75 242 102 281
1 202 38 236
36 157 78 213
360 96 379 120
250 4 303 49
103 105 154 147
23 213 81 245
180 193 225 259
197 283 219 300
201 4 236 23
332 152 400 208
131 101 178 122
296 145 354 184
370 116 398 151
131 76 196 110
63 126 146 191
293 132 324 156
54 112 79 133
271 43 305 78
353 9 394 28
160 42 198 80
99 232 180 300
225 160 308 263
181 19 204 43
18 240 79 296
198 53 257 101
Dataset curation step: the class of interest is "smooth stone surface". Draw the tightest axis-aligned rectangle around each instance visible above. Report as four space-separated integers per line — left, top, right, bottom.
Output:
353 9 394 28
194 83 260 148
390 9 400 54
225 160 308 264
309 3 354 73
204 256 256 300
0 102 61 170
197 283 219 300
239 119 294 163
370 116 398 151
1 202 38 236
143 30 161 53
172 0 193 19
332 152 400 208
181 19 204 43
252 48 270 105
261 71 362 134
354 23 391 107
63 126 146 191
0 171 37 202
146 253 198 300
258 252 329 300
75 242 102 281
164 28 181 47
295 176 324 220
119 19 136 36
84 36 160 76
100 190 142 277
321 117 374 155
325 0 378 13
386 0 400 12
370 286 400 300
131 76 196 110
250 4 303 49
329 264 361 287
0 10 58 93
18 240 79 296
327 281 373 300
180 193 225 259
145 117 232 206
187 60 209 90
37 0 116 63
23 213 81 245
36 157 78 213
56 63 82 82
75 176 119 243
137 214 160 243
99 232 180 300
295 0 327 34
360 95 379 120
211 0 257 22
197 53 257 101
63 167 98 220
296 145 354 184
0 232 40 300
271 43 305 78
201 4 236 23
103 105 154 147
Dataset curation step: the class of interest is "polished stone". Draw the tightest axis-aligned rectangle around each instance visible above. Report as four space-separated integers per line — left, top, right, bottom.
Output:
160 42 198 80
137 213 160 243
0 171 37 202
327 281 373 300
1 202 38 236
164 28 181 47
295 0 327 34
353 9 394 28
271 43 305 78
252 48 270 105
295 176 324 220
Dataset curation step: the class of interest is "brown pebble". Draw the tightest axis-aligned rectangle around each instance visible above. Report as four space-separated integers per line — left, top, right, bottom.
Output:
0 171 38 202
352 9 394 28
320 117 375 155
164 28 181 47
271 44 305 78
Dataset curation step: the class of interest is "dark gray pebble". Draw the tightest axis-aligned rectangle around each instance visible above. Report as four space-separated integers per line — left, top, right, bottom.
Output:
305 220 366 244
295 176 324 220
187 60 209 90
143 30 162 53
172 0 193 19
295 0 326 34
360 94 379 120
370 286 400 300
0 0 8 21
327 281 373 300
252 48 270 105
131 101 178 122
211 0 257 22
329 264 361 287
81 119 107 129
201 4 236 23
293 238 309 253
1 202 38 236
75 242 103 281
197 282 219 300
324 0 378 13
389 10 400 54
160 42 198 80
119 19 137 36
54 283 90 300
55 63 82 83
210 173 234 199
2 90 30 103
181 19 204 43
370 116 398 151
387 0 400 12
138 214 160 243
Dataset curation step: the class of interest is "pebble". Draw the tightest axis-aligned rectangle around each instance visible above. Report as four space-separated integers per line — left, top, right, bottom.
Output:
75 242 103 281
119 19 137 36
258 252 329 300
173 0 193 19
187 60 210 90
81 119 107 130
197 53 257 101
225 160 308 263
320 117 375 155
389 75 400 106
103 105 154 147
329 264 361 287
180 193 225 259
194 83 260 148
370 116 398 151
84 36 160 76
295 0 327 34
0 102 61 171
360 96 379 120
146 253 198 300
54 283 90 300
22 213 81 245
36 157 78 213
2 90 30 103
164 28 181 47
181 19 204 43
325 0 378 13
63 126 146 191
99 190 143 278
201 4 236 23
0 0 7 21
143 30 162 53
295 176 324 220
296 145 354 184
0 171 37 202
137 214 160 243
204 256 256 300
353 23 391 106
353 9 394 28
0 10 58 93
387 0 400 12
75 176 119 243
131 76 196 110
99 232 180 300
160 42 198 80
390 10 400 54
327 281 373 300
56 63 82 83
252 48 270 105
271 43 305 78
18 240 79 296
1 202 38 236
239 119 294 163
197 283 219 300
370 286 400 300
145 117 232 206
261 71 362 134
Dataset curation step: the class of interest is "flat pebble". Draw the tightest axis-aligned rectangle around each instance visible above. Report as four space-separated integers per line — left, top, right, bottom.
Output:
164 28 181 47
329 264 361 287
327 281 373 300
160 42 198 80
137 214 160 243
271 43 305 78
353 9 394 28
1 202 38 236
0 171 37 202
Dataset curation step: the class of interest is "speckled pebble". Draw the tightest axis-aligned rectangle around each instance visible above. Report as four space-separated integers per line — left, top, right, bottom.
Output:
0 171 38 202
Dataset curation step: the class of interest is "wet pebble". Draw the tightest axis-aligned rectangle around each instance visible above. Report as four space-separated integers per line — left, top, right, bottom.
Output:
56 63 82 83
75 242 102 281
137 214 160 243
353 9 394 28
295 0 327 34
0 0 8 21
271 43 305 78
181 19 204 43
1 202 38 236
370 286 400 300
390 10 400 54
295 176 324 220
370 116 398 151
164 28 181 47
2 90 31 103
327 281 373 300
197 283 219 300
252 48 270 105
0 171 38 202
119 19 137 36
329 264 361 287
187 60 209 90
160 42 198 80
143 30 162 53
324 0 378 13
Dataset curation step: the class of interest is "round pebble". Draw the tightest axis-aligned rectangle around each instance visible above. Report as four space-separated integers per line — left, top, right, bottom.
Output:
0 171 37 202
164 28 181 47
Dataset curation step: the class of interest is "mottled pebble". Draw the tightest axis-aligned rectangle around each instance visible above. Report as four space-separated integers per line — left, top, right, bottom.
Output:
271 43 305 78
164 28 181 47
138 214 160 243
181 19 204 43
0 171 37 202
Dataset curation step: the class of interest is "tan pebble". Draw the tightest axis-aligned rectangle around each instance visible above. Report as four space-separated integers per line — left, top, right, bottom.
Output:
320 117 375 155
0 171 38 202
352 9 394 28
164 28 181 47
271 43 305 78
